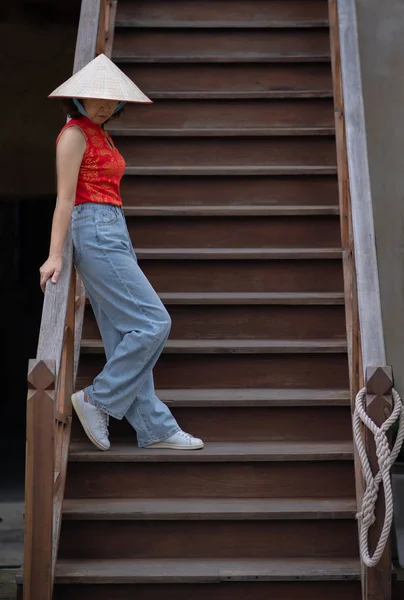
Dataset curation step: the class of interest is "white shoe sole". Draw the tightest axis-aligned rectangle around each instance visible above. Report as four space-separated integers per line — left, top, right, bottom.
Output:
71 393 110 451
145 441 204 450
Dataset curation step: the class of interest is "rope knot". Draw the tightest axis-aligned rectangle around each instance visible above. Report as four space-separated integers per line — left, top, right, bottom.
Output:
374 430 391 471
354 387 404 568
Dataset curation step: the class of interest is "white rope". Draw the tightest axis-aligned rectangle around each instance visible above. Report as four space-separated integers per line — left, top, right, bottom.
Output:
353 387 404 567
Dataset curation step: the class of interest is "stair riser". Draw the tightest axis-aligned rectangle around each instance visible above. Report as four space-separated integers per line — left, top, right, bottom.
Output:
83 304 346 340
113 29 330 62
52 581 361 600
118 137 336 168
59 519 358 560
116 99 334 130
120 63 333 96
126 216 340 248
77 353 348 390
120 175 338 207
65 461 355 499
139 259 343 293
116 0 329 27
71 406 352 443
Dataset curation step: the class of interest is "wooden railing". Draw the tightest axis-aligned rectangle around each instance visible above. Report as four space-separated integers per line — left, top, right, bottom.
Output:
329 1 394 599
23 2 116 599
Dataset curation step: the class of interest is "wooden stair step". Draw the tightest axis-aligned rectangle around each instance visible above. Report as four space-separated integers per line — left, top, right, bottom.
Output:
120 174 338 209
125 166 338 176
137 257 343 295
86 292 345 306
65 452 354 499
114 98 334 131
133 248 342 260
110 98 334 131
121 135 335 167
81 338 347 355
111 127 335 137
58 518 358 561
52 557 360 583
78 348 348 389
121 141 335 170
116 20 329 30
148 90 334 100
84 307 345 344
68 440 353 462
150 387 351 406
157 292 345 305
128 217 340 251
113 54 331 65
154 354 348 389
156 339 349 354
113 29 330 64
116 0 329 29
72 388 352 443
120 63 333 100
63 497 356 520
123 206 340 217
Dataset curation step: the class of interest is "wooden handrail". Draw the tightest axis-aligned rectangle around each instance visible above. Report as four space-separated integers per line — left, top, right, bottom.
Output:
329 2 394 599
336 0 386 369
23 2 114 599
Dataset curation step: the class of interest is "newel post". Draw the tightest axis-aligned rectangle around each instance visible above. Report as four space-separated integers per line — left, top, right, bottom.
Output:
364 365 393 600
24 359 56 600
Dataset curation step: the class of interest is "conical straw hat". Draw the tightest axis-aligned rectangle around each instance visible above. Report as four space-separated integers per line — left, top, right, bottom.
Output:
48 53 152 103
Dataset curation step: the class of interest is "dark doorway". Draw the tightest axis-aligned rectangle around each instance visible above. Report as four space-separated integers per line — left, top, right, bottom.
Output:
0 0 80 567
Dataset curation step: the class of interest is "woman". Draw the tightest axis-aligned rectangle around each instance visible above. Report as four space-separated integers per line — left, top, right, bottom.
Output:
40 54 204 452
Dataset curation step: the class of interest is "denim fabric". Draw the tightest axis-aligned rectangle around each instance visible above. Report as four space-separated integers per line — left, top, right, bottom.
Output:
71 203 180 447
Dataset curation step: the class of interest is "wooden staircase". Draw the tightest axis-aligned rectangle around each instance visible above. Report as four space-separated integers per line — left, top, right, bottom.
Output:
19 1 401 599
54 0 360 597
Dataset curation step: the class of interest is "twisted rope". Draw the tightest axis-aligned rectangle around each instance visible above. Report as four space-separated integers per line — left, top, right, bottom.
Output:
353 387 404 567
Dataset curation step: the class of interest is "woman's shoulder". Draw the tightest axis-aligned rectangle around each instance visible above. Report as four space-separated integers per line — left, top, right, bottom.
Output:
56 119 88 148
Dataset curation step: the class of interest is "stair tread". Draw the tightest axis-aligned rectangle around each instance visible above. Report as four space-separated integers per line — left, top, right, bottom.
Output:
125 165 338 176
63 497 356 520
69 440 354 462
123 206 340 217
113 54 331 64
85 291 345 305
115 19 329 30
165 339 348 353
81 338 347 354
134 247 342 259
158 291 345 304
149 91 334 100
53 557 360 583
115 1 329 30
109 126 335 137
116 22 329 29
155 387 351 406
71 387 350 407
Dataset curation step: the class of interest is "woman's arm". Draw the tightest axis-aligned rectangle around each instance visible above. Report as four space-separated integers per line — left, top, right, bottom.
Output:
40 127 86 292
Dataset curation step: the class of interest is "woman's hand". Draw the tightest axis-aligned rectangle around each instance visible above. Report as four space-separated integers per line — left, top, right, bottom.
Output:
39 255 63 293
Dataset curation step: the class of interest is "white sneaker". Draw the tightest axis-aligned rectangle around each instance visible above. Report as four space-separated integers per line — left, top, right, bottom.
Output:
146 430 204 450
71 390 110 451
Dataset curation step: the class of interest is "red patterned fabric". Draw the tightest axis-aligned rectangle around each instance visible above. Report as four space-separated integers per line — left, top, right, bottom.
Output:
56 116 125 207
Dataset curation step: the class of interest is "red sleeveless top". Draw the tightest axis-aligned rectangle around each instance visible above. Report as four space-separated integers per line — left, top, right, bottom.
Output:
56 116 125 207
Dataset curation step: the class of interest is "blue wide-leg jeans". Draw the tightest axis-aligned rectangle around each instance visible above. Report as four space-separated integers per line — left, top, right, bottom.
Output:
71 203 180 447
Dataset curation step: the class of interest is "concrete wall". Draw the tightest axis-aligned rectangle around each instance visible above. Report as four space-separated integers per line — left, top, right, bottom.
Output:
356 0 404 394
